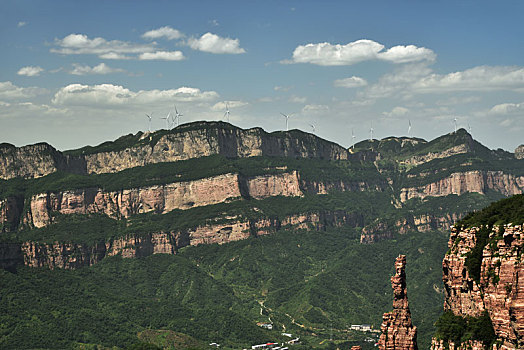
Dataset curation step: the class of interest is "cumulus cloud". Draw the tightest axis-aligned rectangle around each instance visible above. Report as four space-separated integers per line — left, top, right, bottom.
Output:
489 102 524 115
274 85 293 92
0 81 47 100
138 51 185 61
70 63 125 75
211 100 248 111
285 39 435 66
412 66 524 93
51 33 155 57
17 21 26 27
17 66 44 77
289 96 307 103
302 104 329 113
383 106 409 117
99 52 132 60
142 26 184 40
52 83 219 106
187 32 245 54
333 76 368 88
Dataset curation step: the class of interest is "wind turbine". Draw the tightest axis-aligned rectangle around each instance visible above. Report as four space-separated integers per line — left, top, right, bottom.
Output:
308 123 316 134
408 119 412 137
281 113 292 131
160 113 170 130
224 103 230 123
453 117 458 133
467 122 472 135
145 113 153 132
174 106 183 127
369 121 374 141
351 128 356 149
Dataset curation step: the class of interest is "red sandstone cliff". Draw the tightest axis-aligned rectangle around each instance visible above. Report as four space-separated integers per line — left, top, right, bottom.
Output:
431 224 524 350
378 255 418 350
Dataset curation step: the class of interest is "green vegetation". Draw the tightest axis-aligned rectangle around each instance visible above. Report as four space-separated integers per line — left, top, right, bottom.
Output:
434 311 496 348
0 228 448 349
457 194 524 228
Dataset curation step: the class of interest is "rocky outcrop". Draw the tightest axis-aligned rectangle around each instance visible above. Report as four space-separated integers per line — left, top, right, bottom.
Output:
515 145 524 160
400 144 470 168
0 142 85 180
301 178 387 194
431 339 485 350
7 210 363 270
23 172 303 228
0 196 23 233
360 212 462 243
400 171 524 203
434 224 524 349
378 255 418 350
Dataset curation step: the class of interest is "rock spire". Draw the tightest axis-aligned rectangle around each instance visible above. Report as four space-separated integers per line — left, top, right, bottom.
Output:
378 254 418 350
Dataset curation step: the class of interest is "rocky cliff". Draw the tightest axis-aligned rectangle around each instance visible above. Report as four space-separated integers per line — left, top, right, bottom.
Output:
399 171 524 203
515 145 524 160
5 210 362 270
0 122 350 180
378 254 418 350
0 142 85 180
432 223 524 349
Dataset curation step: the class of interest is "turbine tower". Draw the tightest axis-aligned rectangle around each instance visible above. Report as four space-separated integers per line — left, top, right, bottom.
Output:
174 106 183 127
408 119 412 137
370 121 374 141
224 103 230 123
351 128 356 149
468 122 472 135
281 113 292 131
145 113 153 132
160 114 170 130
308 123 315 134
453 117 458 133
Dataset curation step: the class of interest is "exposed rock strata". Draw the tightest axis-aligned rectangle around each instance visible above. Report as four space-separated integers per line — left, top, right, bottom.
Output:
23 172 303 228
0 196 23 233
400 144 470 168
4 210 362 270
400 171 524 203
515 145 524 160
378 254 418 350
0 142 85 180
434 224 524 350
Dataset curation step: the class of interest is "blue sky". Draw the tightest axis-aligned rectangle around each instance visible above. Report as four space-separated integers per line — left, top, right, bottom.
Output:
1 0 523 151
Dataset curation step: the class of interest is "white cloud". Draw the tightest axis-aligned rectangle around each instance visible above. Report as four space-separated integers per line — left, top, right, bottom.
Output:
0 81 47 100
52 83 219 107
378 45 436 64
51 33 155 57
289 96 307 103
383 106 409 117
333 76 368 88
274 85 293 92
413 66 524 93
302 104 329 113
70 63 125 75
17 66 44 77
187 32 245 54
138 51 185 61
436 96 481 106
142 26 184 40
286 39 435 66
489 102 524 115
211 100 248 111
17 21 26 27
99 52 132 60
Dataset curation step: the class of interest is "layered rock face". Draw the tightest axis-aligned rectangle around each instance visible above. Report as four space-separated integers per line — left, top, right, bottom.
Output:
433 224 524 350
0 142 85 180
12 210 362 270
23 172 302 228
0 123 350 179
378 255 418 350
515 145 524 160
400 144 470 168
400 171 524 203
